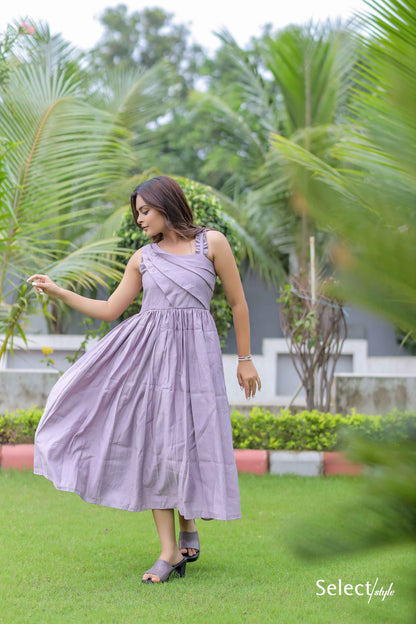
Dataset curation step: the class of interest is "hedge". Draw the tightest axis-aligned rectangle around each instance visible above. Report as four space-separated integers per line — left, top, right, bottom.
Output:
0 406 43 445
231 407 416 450
1 406 415 449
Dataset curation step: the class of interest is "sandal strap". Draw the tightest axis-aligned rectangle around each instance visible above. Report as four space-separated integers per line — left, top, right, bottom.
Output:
178 530 200 551
144 559 173 581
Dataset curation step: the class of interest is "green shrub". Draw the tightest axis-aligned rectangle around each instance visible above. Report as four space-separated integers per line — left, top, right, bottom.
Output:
112 176 242 346
2 406 416 450
0 406 43 444
231 407 416 451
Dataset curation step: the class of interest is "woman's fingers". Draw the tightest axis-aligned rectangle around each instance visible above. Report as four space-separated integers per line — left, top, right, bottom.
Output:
238 374 261 399
27 274 49 294
27 274 46 282
246 376 260 398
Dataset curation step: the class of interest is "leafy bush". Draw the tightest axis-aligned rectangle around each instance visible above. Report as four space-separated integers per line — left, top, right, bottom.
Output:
112 176 242 346
0 406 43 444
2 406 416 450
231 407 416 451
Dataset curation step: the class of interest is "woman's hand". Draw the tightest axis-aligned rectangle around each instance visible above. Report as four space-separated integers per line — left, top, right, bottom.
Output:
237 360 261 399
27 274 61 298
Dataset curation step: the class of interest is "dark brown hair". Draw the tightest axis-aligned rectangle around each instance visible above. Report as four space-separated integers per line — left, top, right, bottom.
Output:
130 176 204 243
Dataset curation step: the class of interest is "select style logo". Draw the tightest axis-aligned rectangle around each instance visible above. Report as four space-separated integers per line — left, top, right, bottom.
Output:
316 578 395 603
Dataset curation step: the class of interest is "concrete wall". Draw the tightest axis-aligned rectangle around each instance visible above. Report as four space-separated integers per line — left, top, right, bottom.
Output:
335 374 416 415
225 338 416 410
0 370 60 412
1 334 88 373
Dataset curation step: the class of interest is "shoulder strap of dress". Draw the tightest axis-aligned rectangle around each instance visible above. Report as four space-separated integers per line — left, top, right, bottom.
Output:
195 228 209 256
139 242 152 271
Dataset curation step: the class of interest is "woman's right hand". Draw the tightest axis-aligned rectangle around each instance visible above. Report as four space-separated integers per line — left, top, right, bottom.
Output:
27 274 61 298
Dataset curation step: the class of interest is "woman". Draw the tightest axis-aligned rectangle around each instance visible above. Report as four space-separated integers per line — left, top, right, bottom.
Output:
28 175 261 583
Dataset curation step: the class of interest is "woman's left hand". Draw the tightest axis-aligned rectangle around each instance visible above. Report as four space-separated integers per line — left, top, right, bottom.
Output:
237 361 261 399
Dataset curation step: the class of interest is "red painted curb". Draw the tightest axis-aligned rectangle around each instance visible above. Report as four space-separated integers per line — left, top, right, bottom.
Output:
234 449 269 475
1 444 34 470
0 445 363 477
323 451 363 476
1 445 271 474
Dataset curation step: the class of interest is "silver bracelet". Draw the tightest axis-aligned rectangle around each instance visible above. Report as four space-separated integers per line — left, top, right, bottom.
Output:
238 355 252 361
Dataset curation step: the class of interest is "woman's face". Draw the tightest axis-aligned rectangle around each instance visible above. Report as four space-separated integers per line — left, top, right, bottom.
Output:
135 195 166 237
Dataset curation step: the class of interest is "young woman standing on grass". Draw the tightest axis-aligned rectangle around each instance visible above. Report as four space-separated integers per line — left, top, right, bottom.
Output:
28 175 261 583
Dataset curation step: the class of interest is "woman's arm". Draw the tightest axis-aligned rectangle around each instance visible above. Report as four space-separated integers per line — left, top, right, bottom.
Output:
27 249 143 323
206 230 261 399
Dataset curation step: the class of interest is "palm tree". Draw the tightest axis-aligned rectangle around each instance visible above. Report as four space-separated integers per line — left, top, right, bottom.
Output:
269 0 416 337
0 25 172 353
260 21 356 271
192 24 356 282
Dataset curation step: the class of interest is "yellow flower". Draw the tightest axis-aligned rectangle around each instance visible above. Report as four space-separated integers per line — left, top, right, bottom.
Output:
41 346 54 356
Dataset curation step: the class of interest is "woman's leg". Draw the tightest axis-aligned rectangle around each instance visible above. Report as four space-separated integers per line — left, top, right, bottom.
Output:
177 512 197 558
142 509 184 582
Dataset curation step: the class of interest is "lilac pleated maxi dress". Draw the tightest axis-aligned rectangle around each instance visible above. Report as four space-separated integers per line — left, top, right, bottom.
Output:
34 229 241 520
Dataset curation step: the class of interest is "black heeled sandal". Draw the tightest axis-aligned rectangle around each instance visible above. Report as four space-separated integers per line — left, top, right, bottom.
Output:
178 530 200 563
142 557 186 583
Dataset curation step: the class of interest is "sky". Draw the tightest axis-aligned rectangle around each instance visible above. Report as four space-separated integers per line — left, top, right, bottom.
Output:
0 0 369 52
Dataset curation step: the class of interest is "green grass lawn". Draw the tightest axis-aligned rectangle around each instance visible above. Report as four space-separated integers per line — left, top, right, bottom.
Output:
0 471 414 624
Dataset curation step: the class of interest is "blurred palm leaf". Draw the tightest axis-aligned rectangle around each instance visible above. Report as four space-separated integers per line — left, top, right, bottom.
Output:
269 0 416 335
93 62 173 130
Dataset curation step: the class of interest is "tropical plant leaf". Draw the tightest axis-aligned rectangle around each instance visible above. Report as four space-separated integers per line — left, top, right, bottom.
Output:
0 31 173 346
268 0 416 334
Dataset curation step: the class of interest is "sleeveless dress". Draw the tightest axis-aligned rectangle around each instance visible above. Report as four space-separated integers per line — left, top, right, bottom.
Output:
34 230 241 520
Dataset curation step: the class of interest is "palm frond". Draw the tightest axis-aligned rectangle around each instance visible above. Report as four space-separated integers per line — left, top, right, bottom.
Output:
264 23 356 134
12 20 85 77
0 49 170 348
44 239 131 291
214 29 283 134
92 62 174 130
191 91 267 162
87 205 130 243
210 189 288 285
268 0 416 334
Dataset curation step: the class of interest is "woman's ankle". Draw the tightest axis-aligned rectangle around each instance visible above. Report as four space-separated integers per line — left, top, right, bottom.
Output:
160 547 183 565
179 520 196 533
177 512 196 533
